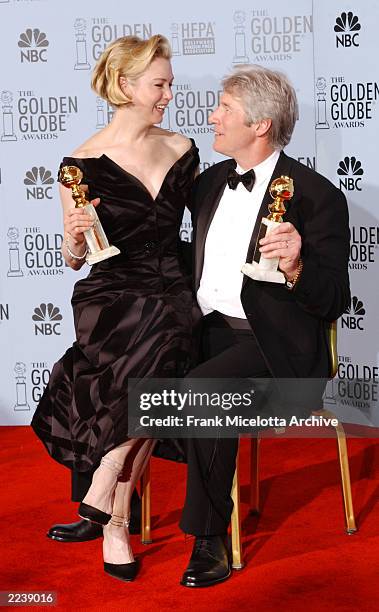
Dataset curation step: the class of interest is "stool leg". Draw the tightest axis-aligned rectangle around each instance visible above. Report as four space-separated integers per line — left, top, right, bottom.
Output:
315 409 357 534
231 451 244 569
250 436 260 514
140 462 152 544
334 422 357 534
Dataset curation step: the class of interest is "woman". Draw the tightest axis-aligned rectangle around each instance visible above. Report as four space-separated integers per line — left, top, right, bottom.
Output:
31 34 200 582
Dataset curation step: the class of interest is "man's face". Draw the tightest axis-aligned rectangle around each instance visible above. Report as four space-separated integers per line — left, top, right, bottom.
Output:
209 90 256 157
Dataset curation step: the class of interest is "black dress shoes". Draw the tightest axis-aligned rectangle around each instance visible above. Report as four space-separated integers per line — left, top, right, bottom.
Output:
47 491 142 542
47 519 103 542
180 535 231 588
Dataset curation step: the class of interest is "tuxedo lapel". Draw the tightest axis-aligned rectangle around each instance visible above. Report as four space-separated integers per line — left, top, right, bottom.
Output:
242 151 299 287
194 160 234 290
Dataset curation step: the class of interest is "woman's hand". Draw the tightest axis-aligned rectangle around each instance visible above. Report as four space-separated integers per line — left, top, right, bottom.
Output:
61 183 101 267
64 185 100 247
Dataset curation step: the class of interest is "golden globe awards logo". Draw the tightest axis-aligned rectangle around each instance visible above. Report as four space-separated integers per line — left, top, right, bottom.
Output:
170 21 215 55
337 355 378 411
171 83 221 135
32 302 62 336
232 9 312 63
179 221 193 243
18 28 49 63
337 156 363 191
341 296 365 331
350 226 379 272
24 166 54 200
6 226 67 277
74 18 90 70
30 362 50 402
316 76 379 129
1 91 17 141
95 97 114 129
24 227 65 275
90 17 152 61
334 12 361 48
13 362 30 411
16 90 78 140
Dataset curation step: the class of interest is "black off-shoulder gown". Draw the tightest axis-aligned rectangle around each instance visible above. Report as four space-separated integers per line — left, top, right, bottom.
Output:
31 141 200 472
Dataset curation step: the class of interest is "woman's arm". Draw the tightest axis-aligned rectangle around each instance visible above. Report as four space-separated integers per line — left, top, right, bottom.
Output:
60 183 99 271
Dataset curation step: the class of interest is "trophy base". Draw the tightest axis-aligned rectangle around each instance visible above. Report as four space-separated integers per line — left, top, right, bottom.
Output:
7 270 24 277
74 63 91 70
241 262 285 284
86 245 121 265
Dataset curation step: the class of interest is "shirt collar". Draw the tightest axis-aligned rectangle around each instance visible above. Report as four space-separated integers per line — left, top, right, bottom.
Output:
235 150 280 184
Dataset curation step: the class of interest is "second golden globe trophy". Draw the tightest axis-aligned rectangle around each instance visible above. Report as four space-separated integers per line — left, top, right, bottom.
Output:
59 165 120 265
241 175 294 283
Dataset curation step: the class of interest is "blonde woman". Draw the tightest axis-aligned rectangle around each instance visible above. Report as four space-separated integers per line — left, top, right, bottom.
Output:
32 34 200 582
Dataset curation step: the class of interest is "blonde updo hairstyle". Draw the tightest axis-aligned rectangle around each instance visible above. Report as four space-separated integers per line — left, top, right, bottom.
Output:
91 34 172 107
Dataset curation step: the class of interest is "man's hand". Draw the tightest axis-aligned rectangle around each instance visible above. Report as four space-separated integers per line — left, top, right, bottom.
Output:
259 221 302 278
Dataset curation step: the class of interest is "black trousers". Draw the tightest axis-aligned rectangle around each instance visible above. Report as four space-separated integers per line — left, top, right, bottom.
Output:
71 471 93 502
179 311 270 536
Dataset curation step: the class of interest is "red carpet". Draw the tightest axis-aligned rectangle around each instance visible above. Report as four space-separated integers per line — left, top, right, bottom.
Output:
1 427 379 611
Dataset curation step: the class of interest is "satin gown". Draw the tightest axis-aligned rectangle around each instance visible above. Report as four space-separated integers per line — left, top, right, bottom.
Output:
31 140 200 472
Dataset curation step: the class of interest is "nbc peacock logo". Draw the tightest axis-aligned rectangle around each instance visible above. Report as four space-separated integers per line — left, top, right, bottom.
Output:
334 12 361 48
18 28 49 62
32 302 62 336
337 156 364 191
24 166 54 200
341 296 366 331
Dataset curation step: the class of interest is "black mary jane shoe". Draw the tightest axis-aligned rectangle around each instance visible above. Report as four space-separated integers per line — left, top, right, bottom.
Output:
104 560 139 582
78 502 111 526
180 535 231 588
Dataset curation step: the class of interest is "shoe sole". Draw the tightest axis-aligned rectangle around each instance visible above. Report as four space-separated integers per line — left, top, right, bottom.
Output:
46 533 102 543
180 568 232 588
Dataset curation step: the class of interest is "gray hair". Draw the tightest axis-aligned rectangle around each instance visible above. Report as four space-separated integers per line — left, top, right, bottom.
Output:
221 64 298 149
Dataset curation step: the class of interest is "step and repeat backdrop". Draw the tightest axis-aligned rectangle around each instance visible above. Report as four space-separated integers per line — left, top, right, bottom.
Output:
0 0 378 429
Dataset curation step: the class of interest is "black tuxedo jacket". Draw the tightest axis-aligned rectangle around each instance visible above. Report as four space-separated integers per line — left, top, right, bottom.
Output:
190 151 350 379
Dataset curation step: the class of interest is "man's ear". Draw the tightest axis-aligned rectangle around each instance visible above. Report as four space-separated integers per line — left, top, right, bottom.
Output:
255 118 272 137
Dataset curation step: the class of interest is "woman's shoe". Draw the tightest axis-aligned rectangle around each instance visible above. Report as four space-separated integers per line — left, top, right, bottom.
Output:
104 560 139 582
78 502 111 526
78 456 124 524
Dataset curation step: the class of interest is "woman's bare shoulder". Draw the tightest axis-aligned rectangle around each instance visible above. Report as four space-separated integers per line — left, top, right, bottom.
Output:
69 132 106 159
151 127 193 155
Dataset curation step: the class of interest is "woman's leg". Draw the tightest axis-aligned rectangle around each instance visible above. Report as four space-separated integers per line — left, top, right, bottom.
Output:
103 439 155 565
81 439 142 516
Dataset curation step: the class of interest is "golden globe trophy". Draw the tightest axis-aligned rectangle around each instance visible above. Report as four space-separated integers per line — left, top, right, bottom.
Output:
241 175 294 283
59 165 120 265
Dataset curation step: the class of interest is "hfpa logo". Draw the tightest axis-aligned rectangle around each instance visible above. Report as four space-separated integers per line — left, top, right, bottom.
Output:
337 156 363 191
18 28 49 63
334 12 361 48
24 166 54 200
341 296 366 331
32 302 62 335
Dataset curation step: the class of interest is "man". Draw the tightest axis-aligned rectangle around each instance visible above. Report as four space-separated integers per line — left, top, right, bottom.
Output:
179 65 350 587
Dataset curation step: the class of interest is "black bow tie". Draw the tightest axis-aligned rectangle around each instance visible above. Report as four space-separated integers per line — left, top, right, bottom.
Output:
227 168 255 192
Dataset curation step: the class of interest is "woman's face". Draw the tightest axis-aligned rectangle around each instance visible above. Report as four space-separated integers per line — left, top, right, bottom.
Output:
124 57 174 124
